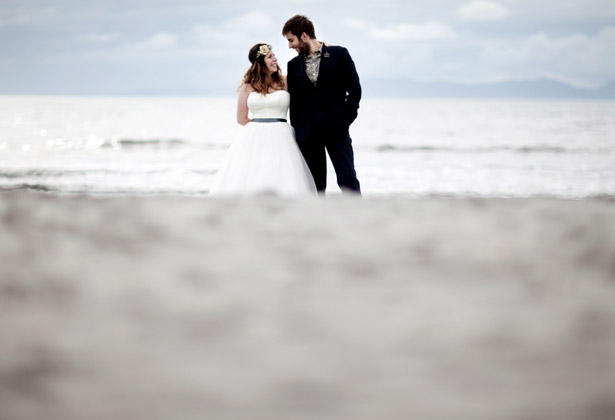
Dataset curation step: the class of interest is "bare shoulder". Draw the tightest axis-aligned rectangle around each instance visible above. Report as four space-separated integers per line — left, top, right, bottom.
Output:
238 82 254 94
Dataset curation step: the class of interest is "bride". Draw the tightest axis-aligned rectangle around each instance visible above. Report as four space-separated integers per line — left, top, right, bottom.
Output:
209 43 317 197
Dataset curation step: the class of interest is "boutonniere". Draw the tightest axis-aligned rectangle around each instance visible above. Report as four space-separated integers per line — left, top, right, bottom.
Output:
323 52 330 58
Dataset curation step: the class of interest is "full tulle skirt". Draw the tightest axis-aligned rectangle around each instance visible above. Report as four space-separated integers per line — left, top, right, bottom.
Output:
209 122 317 197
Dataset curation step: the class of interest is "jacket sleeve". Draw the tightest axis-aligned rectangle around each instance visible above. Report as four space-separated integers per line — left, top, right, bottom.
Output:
286 60 296 125
286 61 294 94
340 47 361 125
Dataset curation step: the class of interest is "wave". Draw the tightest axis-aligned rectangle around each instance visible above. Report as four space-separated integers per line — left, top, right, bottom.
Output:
0 168 217 179
103 138 188 148
100 138 228 149
0 183 59 192
2 184 613 200
375 144 590 154
0 183 210 196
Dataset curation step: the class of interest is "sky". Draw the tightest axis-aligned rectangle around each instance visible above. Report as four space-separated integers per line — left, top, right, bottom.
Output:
1 0 614 95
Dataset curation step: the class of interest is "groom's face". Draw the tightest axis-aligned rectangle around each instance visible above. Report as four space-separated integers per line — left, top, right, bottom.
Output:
285 32 310 56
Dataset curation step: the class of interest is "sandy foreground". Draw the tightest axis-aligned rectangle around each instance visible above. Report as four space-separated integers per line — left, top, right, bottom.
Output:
0 191 614 420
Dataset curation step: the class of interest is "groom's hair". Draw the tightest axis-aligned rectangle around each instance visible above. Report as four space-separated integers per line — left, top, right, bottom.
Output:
282 15 316 39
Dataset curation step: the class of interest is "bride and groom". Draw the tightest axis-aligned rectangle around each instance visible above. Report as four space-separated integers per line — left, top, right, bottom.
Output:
210 14 362 197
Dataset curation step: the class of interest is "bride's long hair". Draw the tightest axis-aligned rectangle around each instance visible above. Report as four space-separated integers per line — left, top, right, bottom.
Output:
240 43 285 94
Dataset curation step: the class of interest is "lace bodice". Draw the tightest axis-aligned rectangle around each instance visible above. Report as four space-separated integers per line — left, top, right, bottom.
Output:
248 90 290 119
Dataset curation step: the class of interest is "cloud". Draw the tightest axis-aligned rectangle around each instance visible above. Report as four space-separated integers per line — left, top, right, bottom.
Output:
137 32 178 50
480 26 615 87
355 23 615 88
192 11 272 45
79 11 277 62
458 1 510 21
0 7 58 27
2 0 615 93
344 19 457 40
82 32 180 60
77 32 120 43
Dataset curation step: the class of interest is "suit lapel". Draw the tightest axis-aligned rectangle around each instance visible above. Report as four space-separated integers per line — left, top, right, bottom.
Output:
294 55 311 89
293 46 330 90
315 45 331 87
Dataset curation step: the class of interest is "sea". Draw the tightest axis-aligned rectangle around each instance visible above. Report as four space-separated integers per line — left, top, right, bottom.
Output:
1 95 614 198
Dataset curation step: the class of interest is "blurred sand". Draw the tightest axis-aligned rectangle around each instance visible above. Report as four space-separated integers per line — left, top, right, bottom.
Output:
1 191 614 420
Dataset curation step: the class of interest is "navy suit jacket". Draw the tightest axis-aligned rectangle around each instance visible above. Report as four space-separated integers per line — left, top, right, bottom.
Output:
287 44 361 144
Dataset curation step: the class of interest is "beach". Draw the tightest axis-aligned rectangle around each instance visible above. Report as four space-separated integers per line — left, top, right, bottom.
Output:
1 191 614 420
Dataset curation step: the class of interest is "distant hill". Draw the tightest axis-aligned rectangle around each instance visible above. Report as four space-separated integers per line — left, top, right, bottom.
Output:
108 78 615 99
6 77 613 98
362 78 615 99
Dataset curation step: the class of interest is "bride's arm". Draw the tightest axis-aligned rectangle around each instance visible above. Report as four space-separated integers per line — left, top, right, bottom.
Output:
282 75 288 92
237 83 252 125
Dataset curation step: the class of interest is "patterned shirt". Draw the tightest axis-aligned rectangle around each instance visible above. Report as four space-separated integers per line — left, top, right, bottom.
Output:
304 43 323 85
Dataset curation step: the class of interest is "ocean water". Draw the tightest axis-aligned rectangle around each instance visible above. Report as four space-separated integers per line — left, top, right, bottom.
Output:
0 95 613 197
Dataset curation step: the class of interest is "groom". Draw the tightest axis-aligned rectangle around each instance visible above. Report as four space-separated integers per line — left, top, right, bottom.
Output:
282 14 361 195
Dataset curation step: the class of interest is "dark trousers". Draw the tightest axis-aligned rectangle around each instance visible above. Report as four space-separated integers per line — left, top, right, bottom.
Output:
298 126 361 195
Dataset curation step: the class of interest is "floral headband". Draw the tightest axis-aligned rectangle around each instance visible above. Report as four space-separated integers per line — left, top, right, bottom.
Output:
255 44 272 59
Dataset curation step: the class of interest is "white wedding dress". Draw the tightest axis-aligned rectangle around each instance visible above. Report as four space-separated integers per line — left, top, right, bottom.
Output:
209 90 316 197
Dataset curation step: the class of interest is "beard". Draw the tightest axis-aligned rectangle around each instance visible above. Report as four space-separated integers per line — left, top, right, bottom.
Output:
297 39 311 55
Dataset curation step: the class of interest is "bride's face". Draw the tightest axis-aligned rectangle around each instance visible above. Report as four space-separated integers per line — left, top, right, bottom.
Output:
263 51 279 74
